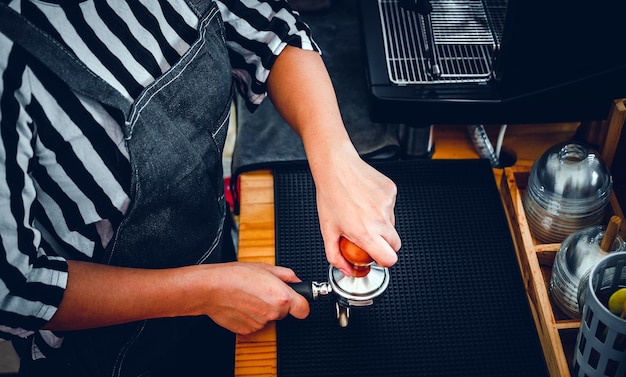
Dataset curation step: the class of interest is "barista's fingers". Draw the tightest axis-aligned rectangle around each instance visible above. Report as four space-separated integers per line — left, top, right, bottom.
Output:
265 264 302 284
265 265 311 320
374 205 401 265
359 232 399 268
324 236 354 276
385 227 402 254
387 191 397 227
288 291 310 319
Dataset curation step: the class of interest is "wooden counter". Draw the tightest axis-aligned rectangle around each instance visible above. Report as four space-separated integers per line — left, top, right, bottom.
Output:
234 170 278 377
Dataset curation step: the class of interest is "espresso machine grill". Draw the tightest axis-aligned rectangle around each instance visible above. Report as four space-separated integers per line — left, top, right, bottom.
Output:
379 0 499 85
360 0 626 125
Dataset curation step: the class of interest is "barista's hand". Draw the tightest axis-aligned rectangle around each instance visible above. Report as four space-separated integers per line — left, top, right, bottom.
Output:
266 46 401 274
200 262 310 335
43 261 308 335
315 148 401 275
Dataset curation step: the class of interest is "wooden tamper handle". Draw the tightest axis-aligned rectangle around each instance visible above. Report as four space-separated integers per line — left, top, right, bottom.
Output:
339 237 374 277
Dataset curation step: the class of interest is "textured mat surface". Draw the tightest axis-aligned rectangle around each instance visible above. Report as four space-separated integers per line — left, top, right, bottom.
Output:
274 159 548 377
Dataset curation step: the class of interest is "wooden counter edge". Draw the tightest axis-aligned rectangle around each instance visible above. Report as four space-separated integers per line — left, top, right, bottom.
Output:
235 170 278 377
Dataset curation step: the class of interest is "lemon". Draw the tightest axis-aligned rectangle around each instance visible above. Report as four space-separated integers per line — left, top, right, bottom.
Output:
608 288 626 315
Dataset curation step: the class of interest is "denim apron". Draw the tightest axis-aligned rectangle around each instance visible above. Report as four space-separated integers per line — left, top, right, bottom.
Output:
0 1 236 375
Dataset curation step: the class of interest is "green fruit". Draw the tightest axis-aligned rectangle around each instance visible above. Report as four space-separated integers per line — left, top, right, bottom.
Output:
608 288 626 315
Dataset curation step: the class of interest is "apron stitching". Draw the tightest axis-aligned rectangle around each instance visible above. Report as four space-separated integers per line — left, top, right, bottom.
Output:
183 0 216 20
211 107 231 155
212 107 230 138
112 320 147 377
183 0 202 18
196 221 223 264
197 102 230 264
126 8 219 138
106 169 141 265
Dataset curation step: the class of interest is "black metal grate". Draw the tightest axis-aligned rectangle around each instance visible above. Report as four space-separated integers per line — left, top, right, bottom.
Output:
378 0 500 84
274 159 548 377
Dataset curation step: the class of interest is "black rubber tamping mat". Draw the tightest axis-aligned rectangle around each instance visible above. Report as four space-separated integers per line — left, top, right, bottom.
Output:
273 159 549 377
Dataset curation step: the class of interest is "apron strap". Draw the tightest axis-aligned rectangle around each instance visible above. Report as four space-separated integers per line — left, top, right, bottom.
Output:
183 0 214 18
0 3 131 116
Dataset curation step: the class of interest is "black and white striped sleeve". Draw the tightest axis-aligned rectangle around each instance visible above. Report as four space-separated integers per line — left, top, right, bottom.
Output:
216 0 320 110
0 37 69 342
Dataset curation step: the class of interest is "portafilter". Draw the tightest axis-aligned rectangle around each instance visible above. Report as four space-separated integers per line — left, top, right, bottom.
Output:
289 238 390 327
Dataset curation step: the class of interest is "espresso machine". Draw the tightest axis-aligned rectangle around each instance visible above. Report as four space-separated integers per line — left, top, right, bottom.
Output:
290 238 390 327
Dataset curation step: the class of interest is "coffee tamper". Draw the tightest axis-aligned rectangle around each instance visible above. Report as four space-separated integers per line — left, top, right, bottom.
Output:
290 238 390 327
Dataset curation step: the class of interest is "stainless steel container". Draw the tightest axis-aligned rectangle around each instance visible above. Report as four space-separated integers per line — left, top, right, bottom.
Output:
523 142 613 244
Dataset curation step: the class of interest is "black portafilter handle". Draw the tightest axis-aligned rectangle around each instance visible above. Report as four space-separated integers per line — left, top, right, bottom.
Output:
288 281 332 301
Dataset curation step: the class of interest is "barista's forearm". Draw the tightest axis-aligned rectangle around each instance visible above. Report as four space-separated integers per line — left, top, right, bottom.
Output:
266 45 401 268
44 260 205 331
266 46 360 172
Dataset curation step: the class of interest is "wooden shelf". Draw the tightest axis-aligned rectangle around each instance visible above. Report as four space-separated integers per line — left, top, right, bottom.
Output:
500 167 624 377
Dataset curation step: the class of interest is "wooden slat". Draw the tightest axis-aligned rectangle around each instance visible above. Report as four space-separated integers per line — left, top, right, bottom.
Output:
499 168 571 377
235 171 278 377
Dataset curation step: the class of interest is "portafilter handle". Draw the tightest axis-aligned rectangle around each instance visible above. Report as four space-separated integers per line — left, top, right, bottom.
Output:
286 281 350 328
288 281 332 301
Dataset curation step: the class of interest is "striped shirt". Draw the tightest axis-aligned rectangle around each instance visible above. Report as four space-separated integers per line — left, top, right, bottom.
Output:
0 0 318 358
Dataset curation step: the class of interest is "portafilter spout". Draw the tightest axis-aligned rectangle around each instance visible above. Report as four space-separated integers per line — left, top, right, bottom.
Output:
289 238 390 327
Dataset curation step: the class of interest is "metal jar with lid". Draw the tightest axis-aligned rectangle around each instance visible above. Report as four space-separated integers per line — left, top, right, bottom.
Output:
523 142 613 244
